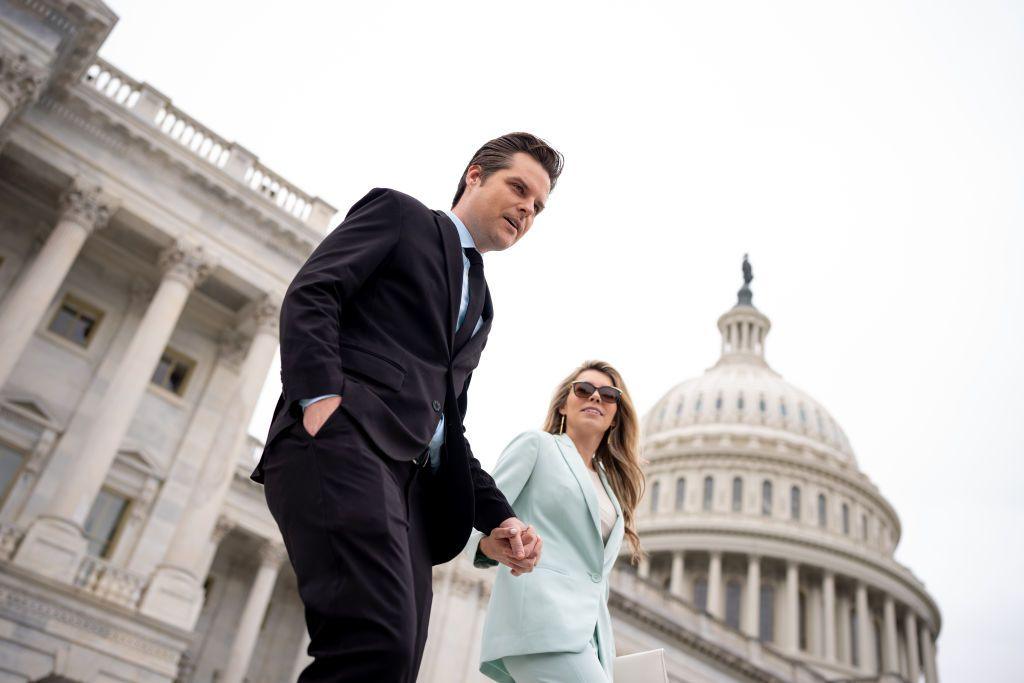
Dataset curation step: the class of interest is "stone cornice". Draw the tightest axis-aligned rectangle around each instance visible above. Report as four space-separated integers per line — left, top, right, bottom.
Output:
60 72 328 258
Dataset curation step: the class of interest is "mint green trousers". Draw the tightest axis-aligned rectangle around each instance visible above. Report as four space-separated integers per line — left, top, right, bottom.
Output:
500 637 609 683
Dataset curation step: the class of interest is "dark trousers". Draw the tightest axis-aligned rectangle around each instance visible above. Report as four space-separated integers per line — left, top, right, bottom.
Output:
262 409 434 682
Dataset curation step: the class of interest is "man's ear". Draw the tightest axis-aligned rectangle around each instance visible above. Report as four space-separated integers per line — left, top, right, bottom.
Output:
464 164 484 188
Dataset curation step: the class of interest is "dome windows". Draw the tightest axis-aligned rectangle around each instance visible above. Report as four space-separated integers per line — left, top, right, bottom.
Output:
842 503 850 534
790 486 801 521
703 476 714 511
732 477 743 512
817 494 827 528
862 513 869 541
737 393 745 411
779 399 788 418
650 480 661 515
675 478 686 511
761 481 773 516
715 393 723 411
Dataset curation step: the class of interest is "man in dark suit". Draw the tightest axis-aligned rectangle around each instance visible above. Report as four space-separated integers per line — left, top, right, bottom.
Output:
251 133 563 682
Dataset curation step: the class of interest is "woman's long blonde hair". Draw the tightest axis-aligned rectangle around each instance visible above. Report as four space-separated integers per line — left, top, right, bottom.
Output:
542 360 645 564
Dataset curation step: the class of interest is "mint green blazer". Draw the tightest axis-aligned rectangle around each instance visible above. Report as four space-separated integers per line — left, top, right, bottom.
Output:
466 430 624 682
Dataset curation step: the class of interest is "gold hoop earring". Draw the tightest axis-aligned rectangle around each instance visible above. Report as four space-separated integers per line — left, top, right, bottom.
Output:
559 415 565 434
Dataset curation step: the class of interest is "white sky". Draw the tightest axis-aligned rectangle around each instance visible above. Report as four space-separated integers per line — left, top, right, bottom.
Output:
100 2 1023 680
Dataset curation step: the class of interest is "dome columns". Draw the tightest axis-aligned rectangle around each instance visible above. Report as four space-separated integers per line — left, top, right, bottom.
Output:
637 547 937 679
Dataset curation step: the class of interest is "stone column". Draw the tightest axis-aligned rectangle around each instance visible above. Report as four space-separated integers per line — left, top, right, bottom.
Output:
13 242 212 581
141 299 280 629
125 332 249 574
921 624 939 683
905 612 921 683
0 181 115 388
822 570 837 662
784 561 799 653
669 551 685 598
855 582 872 673
637 554 651 580
707 551 723 619
883 595 899 672
0 47 47 136
742 555 760 637
220 541 286 683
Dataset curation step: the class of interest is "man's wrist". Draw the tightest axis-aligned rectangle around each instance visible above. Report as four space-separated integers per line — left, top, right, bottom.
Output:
474 539 499 568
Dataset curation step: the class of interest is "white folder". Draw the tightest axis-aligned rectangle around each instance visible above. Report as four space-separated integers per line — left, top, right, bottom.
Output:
613 648 669 682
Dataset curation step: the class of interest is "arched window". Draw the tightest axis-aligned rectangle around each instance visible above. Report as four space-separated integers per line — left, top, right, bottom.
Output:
731 477 743 512
817 494 827 528
759 584 775 642
761 480 773 516
842 503 850 534
779 399 788 418
725 580 742 629
649 481 660 514
675 477 686 511
703 476 714 511
675 398 685 417
862 513 869 540
715 393 723 411
759 394 767 414
737 393 745 411
799 404 807 425
790 486 801 521
694 577 708 611
695 394 703 414
798 590 808 651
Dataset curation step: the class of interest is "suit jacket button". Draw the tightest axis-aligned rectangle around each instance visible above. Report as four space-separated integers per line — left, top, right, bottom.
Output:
432 400 442 412
590 572 601 583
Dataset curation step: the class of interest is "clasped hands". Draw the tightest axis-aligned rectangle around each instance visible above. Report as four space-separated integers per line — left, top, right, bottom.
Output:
480 517 543 576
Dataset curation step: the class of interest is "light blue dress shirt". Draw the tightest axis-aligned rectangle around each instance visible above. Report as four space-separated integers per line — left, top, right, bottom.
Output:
301 209 482 470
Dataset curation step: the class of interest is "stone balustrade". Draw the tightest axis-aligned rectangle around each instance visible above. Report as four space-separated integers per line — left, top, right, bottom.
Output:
0 523 23 561
79 59 333 231
73 554 148 609
245 160 315 222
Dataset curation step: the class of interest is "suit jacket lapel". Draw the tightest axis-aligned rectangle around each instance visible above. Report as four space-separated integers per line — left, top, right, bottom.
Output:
433 211 463 354
554 434 603 548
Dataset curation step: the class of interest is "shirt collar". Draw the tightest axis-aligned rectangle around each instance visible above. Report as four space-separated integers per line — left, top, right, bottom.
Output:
443 210 477 251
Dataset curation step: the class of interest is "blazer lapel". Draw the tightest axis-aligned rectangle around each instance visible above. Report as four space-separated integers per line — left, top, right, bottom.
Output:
598 462 625 567
554 434 603 548
433 211 463 354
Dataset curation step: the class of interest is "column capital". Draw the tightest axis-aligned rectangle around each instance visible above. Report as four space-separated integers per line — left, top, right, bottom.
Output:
217 330 248 368
212 515 234 544
159 241 215 289
59 180 117 233
257 540 287 568
0 49 47 109
252 296 280 338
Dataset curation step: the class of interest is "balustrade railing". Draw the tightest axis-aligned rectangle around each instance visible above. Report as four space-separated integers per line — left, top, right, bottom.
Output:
79 59 332 229
0 522 24 561
73 554 147 609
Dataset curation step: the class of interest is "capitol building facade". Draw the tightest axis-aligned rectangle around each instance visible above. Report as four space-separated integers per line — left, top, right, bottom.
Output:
0 2 940 682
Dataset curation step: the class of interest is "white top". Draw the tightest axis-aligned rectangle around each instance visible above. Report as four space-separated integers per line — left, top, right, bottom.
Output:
589 466 617 543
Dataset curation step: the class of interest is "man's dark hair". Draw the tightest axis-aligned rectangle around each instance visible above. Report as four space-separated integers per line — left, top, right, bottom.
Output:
452 132 564 208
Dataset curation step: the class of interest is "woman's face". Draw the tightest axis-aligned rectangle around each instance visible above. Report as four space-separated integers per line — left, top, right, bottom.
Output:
560 369 619 437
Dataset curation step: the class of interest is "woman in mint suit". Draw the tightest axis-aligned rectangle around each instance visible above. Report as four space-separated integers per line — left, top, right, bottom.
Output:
467 360 646 682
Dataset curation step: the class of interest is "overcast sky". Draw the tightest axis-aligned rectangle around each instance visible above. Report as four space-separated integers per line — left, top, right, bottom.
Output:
100 2 1023 679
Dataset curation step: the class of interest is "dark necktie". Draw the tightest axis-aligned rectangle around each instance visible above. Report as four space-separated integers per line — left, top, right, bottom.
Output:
453 247 484 352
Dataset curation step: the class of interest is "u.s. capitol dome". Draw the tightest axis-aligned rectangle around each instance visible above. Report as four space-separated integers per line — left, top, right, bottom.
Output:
636 258 941 682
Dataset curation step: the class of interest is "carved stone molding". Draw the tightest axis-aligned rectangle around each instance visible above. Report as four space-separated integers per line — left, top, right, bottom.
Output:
252 296 280 338
0 49 47 109
59 180 116 232
158 242 214 289
257 540 287 568
211 515 234 545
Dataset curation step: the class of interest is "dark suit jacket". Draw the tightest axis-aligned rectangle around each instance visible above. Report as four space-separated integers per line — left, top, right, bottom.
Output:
251 188 514 562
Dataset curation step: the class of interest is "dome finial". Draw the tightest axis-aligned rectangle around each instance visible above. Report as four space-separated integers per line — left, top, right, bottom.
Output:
737 253 754 306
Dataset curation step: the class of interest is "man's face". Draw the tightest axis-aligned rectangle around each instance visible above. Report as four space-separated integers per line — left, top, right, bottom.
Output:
455 152 551 253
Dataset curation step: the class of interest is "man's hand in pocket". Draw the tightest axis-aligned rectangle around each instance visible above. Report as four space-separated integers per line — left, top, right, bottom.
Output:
302 396 342 437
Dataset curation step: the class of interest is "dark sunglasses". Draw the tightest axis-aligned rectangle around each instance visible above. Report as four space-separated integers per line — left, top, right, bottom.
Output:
571 380 622 404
